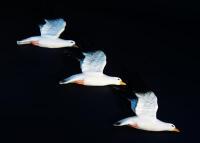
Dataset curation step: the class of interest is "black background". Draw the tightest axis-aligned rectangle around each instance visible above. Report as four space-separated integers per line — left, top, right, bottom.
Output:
0 0 199 142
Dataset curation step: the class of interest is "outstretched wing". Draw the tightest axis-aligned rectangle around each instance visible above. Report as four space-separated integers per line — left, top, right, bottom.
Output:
80 50 106 73
135 91 158 118
39 18 66 38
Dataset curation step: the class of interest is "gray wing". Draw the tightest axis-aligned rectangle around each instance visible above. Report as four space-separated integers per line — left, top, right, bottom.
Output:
135 91 158 118
80 50 106 73
39 18 66 38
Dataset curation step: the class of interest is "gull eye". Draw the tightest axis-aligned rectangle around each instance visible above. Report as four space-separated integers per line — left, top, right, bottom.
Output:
171 124 175 127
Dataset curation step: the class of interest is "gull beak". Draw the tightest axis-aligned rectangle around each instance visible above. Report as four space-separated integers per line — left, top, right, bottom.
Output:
173 128 180 132
120 80 126 85
72 44 79 48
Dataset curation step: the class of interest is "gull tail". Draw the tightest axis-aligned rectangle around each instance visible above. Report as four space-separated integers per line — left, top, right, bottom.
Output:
113 117 135 127
59 76 74 84
113 121 123 126
17 39 32 45
113 119 128 126
17 37 38 45
59 79 71 85
59 74 82 85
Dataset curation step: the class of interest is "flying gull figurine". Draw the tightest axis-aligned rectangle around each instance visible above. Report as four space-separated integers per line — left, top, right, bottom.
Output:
17 18 78 48
59 50 126 86
114 91 180 132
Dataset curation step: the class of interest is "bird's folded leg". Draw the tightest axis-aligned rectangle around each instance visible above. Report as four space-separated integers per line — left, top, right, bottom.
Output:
73 80 84 85
128 124 139 129
31 41 40 46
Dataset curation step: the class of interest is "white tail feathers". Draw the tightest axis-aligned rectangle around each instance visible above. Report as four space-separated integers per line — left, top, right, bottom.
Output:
16 37 39 45
59 80 66 84
16 40 32 45
16 41 23 45
113 117 135 127
59 79 72 85
113 121 123 126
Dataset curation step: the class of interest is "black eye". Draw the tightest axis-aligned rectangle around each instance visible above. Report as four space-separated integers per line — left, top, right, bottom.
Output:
172 125 175 127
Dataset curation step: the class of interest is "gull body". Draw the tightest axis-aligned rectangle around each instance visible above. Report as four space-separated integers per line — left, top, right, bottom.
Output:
59 50 126 86
60 72 125 86
17 19 78 48
114 91 180 132
17 36 75 48
115 116 178 132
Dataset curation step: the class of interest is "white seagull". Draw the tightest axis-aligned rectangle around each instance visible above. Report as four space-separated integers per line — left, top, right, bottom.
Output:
17 18 78 48
59 50 126 86
114 91 180 132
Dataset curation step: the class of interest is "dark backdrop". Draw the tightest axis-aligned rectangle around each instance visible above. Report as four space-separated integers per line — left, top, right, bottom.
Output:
0 0 199 143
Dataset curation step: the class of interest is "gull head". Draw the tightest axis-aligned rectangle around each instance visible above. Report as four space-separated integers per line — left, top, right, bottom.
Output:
166 123 180 132
65 40 79 48
112 77 126 85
